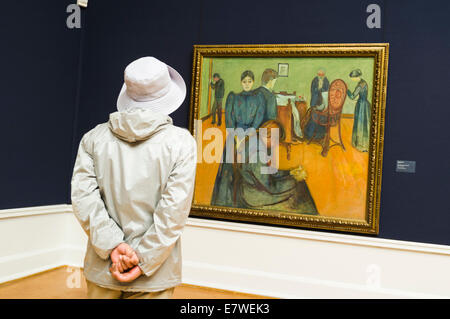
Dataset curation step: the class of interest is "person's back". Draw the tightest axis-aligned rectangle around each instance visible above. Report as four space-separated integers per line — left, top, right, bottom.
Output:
71 57 197 298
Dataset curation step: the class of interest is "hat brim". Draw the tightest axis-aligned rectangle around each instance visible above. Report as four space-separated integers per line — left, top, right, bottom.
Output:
117 64 186 115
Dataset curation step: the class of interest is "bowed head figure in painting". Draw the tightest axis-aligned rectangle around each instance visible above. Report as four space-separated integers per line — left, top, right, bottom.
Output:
255 68 278 124
210 70 266 207
310 69 329 107
303 93 329 142
347 69 371 152
210 73 225 126
234 120 318 214
303 69 330 142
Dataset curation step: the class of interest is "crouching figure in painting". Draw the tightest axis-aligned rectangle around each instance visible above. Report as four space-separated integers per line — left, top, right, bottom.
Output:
233 120 318 215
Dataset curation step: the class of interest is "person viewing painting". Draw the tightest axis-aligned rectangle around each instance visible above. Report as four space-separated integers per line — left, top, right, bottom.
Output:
71 56 197 299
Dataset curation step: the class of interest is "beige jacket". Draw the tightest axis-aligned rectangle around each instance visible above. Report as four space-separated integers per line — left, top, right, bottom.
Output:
71 108 197 292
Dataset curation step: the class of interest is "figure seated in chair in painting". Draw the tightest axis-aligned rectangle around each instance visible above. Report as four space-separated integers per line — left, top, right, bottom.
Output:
303 91 329 142
303 78 347 157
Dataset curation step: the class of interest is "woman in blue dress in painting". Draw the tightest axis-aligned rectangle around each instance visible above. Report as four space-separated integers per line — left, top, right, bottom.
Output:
347 69 371 152
211 70 266 207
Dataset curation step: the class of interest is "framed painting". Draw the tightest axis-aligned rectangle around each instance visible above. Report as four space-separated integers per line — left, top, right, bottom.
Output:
278 63 289 77
188 43 389 234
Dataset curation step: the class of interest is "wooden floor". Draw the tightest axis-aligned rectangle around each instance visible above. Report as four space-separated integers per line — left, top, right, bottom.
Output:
0 267 271 299
194 115 368 220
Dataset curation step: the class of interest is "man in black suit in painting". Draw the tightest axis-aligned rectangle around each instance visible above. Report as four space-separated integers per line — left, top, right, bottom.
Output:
255 68 278 125
210 73 225 126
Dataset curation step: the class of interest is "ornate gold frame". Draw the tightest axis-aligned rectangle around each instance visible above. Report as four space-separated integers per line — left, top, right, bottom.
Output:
188 43 389 234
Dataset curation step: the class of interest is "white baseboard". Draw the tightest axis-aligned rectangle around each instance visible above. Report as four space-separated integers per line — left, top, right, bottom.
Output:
0 205 87 284
0 246 84 284
1 205 449 299
0 247 64 283
182 260 445 299
181 219 450 299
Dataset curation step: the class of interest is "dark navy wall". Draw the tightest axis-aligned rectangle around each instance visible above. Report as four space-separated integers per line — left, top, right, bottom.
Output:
2 1 449 245
0 1 82 209
378 1 450 247
75 0 450 245
74 0 203 139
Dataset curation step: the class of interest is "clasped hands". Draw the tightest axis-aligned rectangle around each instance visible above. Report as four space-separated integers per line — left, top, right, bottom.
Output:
109 243 142 283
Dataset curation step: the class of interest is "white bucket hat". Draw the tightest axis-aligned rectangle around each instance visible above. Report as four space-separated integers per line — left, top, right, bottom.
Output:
117 56 186 115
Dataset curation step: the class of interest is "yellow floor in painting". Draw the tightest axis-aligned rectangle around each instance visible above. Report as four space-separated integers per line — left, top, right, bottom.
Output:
194 115 368 220
0 267 272 299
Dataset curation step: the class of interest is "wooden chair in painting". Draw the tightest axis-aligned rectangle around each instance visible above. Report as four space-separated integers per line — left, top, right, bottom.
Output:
307 79 347 157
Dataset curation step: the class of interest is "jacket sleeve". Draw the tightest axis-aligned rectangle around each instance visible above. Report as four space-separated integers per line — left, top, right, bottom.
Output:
322 77 330 92
217 79 225 98
347 85 361 100
311 77 318 95
225 92 236 128
71 134 125 260
267 93 278 121
135 134 197 277
252 92 266 128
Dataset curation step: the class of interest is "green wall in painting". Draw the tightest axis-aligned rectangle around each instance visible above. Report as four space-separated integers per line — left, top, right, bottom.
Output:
198 56 374 118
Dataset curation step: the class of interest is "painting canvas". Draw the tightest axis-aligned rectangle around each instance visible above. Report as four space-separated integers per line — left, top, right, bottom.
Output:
188 44 389 234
